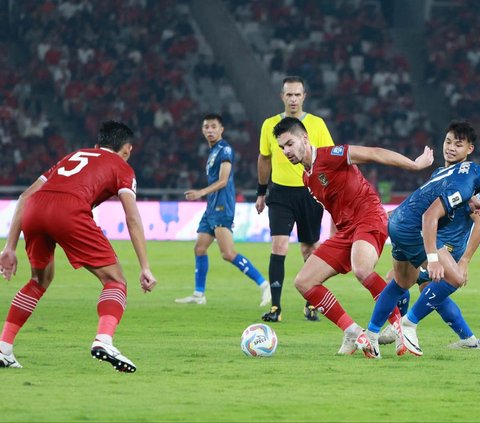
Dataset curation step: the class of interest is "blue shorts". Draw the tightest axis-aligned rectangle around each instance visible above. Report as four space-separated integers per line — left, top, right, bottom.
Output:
388 220 445 268
197 212 234 236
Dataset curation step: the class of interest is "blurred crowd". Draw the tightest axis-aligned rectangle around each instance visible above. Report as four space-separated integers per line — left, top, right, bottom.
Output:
424 0 480 130
226 0 436 192
0 0 475 199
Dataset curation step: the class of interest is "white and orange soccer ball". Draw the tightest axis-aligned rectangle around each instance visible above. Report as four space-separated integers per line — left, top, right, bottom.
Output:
240 323 278 357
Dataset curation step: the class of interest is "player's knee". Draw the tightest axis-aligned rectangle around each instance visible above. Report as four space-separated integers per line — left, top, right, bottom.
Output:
294 274 311 294
194 245 207 256
352 266 374 283
449 272 466 288
222 252 236 262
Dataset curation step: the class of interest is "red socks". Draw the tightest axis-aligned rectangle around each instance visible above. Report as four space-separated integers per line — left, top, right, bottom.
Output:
1 279 46 344
304 285 355 331
96 281 127 338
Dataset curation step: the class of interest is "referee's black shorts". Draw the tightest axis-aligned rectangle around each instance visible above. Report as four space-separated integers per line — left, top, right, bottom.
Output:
266 183 323 244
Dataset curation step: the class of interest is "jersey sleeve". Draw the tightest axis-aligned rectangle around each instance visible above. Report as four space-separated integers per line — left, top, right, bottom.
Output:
439 179 475 216
220 144 234 163
319 145 350 171
117 163 137 197
259 119 273 156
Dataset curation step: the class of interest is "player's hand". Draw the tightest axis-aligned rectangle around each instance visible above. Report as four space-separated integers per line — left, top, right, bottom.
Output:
413 146 434 170
0 249 17 281
140 269 157 293
184 190 202 201
255 196 266 214
427 261 444 282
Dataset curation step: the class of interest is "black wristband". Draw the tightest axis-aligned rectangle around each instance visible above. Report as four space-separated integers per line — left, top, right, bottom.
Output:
256 183 268 196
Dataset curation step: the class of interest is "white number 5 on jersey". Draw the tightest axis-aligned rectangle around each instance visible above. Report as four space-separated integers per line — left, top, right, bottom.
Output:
58 151 101 177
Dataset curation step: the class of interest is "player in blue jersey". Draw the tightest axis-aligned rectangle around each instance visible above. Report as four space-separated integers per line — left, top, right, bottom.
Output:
356 120 480 358
175 114 270 306
379 124 480 349
380 196 480 349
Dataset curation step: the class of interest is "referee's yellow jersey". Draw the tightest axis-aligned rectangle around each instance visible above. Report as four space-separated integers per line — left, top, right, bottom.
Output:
259 112 334 187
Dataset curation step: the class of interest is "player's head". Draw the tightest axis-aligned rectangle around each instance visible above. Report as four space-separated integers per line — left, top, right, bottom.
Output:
273 117 309 165
97 121 134 160
202 113 224 146
281 76 306 117
443 120 476 165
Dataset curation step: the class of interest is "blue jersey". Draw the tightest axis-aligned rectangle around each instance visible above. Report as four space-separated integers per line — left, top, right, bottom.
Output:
390 161 480 232
205 139 235 218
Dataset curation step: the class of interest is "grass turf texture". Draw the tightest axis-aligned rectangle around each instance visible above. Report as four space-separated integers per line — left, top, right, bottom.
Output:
1 240 480 422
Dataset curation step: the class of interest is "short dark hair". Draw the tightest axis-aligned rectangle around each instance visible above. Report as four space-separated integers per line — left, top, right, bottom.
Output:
445 120 477 144
97 120 134 151
272 117 308 139
203 113 223 126
282 76 305 90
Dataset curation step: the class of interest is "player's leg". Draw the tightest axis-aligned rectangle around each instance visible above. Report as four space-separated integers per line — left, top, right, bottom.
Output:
214 227 270 306
0 262 54 369
295 192 322 321
0 197 56 369
263 186 294 320
406 247 465 325
356 259 419 358
175 214 214 304
85 263 136 372
56 205 137 372
417 281 477 348
351 238 403 330
296 242 362 355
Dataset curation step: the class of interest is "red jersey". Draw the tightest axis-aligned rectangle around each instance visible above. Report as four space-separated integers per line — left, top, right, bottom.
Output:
39 147 136 208
303 145 386 232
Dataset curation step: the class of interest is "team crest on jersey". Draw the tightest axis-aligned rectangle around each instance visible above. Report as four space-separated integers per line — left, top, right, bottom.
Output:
459 162 471 174
318 173 329 186
330 146 344 156
447 191 462 207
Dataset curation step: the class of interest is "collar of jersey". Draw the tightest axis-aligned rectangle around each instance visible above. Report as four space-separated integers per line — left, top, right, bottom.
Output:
280 112 307 121
304 146 316 176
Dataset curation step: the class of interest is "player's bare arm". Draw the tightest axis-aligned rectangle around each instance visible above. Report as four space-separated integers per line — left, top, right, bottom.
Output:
255 154 271 214
185 161 231 201
457 205 480 281
0 179 44 281
422 198 446 281
119 192 157 293
349 145 434 170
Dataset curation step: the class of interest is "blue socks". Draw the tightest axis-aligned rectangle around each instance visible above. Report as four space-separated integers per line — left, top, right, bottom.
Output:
396 290 410 316
436 297 474 339
232 254 265 285
368 279 407 333
407 280 457 324
194 255 209 293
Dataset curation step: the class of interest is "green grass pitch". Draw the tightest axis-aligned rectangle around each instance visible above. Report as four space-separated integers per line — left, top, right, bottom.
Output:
1 239 480 422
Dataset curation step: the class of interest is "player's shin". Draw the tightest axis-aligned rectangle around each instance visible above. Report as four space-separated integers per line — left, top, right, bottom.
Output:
0 279 46 352
96 281 126 343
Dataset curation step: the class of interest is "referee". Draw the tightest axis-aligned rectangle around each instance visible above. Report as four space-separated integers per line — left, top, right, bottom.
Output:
256 76 334 322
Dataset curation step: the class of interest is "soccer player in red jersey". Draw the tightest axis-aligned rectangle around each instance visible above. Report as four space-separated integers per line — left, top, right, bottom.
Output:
0 121 157 372
273 117 434 355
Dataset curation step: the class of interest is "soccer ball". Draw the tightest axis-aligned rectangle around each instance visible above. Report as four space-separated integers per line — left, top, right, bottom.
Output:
240 323 278 357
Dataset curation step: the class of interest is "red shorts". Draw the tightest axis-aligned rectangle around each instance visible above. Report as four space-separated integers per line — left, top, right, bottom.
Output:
313 219 388 274
22 191 117 269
